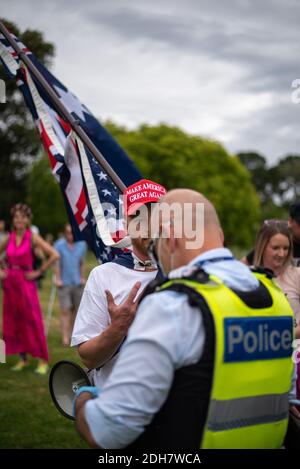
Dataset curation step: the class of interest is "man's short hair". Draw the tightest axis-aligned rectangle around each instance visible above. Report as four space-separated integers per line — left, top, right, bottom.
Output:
289 201 300 225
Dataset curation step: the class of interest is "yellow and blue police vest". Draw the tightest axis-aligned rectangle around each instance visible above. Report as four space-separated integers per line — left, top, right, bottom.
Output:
156 270 294 449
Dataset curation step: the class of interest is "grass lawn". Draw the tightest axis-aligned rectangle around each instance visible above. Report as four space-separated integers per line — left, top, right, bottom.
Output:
0 251 98 448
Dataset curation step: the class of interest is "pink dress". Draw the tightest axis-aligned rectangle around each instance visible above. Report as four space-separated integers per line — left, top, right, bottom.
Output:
2 229 48 360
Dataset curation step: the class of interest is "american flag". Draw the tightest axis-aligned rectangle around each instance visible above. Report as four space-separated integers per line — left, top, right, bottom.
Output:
0 29 142 262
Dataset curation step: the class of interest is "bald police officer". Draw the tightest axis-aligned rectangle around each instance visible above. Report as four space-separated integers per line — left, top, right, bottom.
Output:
74 189 294 449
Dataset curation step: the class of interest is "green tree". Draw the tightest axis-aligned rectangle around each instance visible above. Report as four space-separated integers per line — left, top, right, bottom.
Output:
27 154 67 236
0 18 54 223
237 152 273 203
237 152 300 220
105 122 260 247
271 155 300 207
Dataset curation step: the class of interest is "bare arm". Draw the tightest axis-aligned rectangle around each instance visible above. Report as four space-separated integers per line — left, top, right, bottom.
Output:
78 324 126 370
75 393 100 448
32 233 59 272
25 234 59 280
78 281 141 370
53 259 63 287
0 236 8 256
80 258 85 284
0 237 9 279
240 256 250 266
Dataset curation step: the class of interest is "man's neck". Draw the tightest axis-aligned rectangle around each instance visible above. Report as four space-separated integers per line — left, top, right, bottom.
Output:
132 247 157 271
132 246 150 262
182 243 224 266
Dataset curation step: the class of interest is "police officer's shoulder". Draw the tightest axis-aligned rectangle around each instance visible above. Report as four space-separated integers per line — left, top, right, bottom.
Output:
250 265 275 279
138 266 211 308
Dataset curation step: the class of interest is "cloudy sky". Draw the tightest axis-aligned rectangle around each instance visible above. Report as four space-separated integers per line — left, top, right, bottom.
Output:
2 0 300 163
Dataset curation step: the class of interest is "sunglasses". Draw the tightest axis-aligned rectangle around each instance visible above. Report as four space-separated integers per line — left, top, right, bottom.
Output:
263 219 288 226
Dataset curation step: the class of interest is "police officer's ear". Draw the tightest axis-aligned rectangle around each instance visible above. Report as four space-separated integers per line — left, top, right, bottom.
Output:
164 221 176 254
219 227 225 245
169 232 177 254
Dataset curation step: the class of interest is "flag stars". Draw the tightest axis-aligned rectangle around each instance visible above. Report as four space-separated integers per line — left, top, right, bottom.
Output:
102 189 112 197
97 171 107 181
53 84 92 122
107 207 117 216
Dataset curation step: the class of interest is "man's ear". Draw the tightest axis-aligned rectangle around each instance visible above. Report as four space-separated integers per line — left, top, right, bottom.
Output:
169 224 176 254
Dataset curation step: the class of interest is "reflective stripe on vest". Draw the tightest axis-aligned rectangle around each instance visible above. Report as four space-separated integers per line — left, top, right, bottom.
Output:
207 392 289 431
160 272 294 449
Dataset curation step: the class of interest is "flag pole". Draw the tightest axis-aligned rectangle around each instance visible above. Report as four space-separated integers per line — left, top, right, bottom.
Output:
0 20 127 192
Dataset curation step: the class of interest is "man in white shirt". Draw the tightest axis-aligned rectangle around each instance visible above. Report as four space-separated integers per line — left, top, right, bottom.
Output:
71 179 166 387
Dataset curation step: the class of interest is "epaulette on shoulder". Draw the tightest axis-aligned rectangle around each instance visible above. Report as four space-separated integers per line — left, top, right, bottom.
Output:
180 265 211 283
250 266 275 279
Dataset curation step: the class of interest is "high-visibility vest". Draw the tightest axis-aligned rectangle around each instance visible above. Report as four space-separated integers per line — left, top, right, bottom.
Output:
157 271 294 449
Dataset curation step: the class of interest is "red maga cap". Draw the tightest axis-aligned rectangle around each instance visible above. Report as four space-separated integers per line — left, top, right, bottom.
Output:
124 179 167 215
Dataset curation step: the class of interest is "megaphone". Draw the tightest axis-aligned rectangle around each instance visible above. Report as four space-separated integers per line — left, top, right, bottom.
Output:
49 360 91 420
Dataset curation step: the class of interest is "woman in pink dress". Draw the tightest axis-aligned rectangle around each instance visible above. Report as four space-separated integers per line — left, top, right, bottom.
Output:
0 204 59 374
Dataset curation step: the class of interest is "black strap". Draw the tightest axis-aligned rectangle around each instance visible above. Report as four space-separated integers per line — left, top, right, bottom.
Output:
139 265 274 310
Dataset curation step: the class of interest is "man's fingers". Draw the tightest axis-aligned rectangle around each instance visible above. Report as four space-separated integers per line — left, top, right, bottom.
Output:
105 289 116 308
126 281 141 304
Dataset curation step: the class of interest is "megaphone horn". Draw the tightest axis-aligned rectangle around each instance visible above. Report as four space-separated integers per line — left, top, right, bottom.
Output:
49 360 91 420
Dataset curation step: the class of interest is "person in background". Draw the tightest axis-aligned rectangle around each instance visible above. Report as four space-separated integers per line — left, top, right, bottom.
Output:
54 223 87 346
253 220 300 337
253 219 300 414
45 233 54 245
0 203 59 374
30 224 46 290
289 202 300 266
0 220 7 266
242 201 300 267
0 219 6 244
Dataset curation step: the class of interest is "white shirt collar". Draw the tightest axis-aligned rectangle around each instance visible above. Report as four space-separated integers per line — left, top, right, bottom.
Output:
188 248 234 266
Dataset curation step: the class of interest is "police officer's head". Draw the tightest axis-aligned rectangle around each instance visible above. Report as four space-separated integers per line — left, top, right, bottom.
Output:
149 189 224 275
